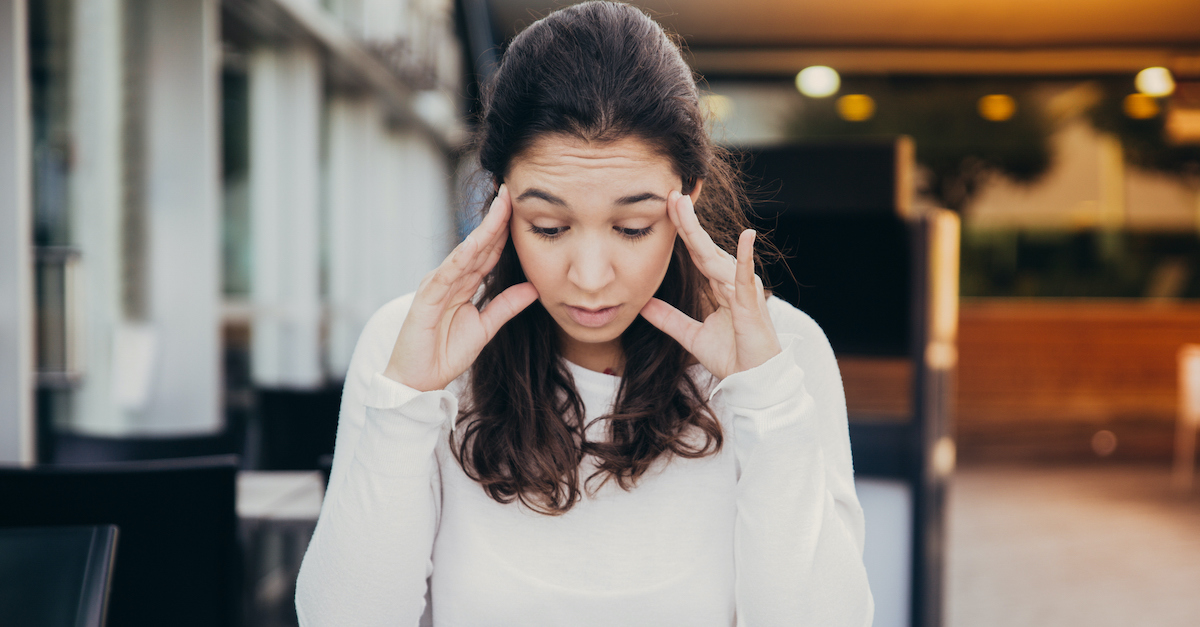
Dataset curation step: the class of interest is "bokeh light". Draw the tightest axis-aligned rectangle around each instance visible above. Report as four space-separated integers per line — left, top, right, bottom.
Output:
836 94 875 121
977 94 1016 121
796 66 840 98
1091 430 1118 457
1135 67 1175 97
1123 93 1161 119
700 94 734 122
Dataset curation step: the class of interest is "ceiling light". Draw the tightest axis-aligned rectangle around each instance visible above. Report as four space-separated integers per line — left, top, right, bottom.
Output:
1123 93 1160 119
1135 67 1175 97
978 94 1016 122
836 94 875 121
796 66 840 98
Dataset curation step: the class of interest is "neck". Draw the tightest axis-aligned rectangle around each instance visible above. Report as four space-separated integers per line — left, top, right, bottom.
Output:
560 334 624 375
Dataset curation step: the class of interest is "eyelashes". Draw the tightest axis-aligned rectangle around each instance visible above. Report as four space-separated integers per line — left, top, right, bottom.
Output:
529 225 567 239
528 226 654 241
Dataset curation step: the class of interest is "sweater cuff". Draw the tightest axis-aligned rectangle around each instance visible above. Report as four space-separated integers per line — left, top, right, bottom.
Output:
709 333 805 411
364 372 456 424
355 373 458 477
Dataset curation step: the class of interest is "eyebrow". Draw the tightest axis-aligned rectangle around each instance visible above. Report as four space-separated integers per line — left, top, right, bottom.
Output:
515 188 666 208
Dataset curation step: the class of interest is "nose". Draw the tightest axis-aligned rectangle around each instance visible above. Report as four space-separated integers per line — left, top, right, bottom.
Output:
566 232 616 294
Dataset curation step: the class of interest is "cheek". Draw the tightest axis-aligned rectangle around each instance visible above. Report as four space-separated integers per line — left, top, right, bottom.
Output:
511 234 559 291
625 236 677 295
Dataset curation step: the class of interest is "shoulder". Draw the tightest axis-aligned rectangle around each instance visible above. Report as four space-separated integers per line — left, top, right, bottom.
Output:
347 293 417 381
362 292 417 342
765 296 840 375
766 295 826 346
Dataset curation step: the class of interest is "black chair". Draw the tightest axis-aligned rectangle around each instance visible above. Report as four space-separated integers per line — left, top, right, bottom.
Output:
253 387 342 470
0 456 240 627
0 525 118 627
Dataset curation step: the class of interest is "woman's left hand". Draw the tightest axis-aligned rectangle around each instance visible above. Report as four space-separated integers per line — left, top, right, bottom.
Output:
640 191 782 380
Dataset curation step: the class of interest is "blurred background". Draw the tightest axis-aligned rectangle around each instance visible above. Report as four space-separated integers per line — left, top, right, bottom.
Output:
2 0 1200 626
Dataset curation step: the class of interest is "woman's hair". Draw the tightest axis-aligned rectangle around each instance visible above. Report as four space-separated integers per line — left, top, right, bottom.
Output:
454 0 755 515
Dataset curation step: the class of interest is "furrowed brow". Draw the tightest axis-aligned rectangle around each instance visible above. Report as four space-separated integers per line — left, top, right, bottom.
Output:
516 188 567 206
615 192 666 205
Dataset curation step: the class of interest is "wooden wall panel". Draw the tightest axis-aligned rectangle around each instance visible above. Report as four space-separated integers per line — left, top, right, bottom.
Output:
957 301 1200 425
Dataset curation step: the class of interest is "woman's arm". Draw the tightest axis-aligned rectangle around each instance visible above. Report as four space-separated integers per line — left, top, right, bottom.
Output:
295 294 456 626
718 297 874 626
296 186 534 626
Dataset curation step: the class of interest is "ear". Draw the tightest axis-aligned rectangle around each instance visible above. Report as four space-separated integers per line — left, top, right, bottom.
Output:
688 179 704 205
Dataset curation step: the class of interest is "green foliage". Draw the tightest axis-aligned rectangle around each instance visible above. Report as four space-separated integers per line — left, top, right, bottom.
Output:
1086 79 1200 182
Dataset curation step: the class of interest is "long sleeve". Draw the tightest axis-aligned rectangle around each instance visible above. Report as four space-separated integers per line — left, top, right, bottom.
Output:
295 293 454 626
718 297 874 626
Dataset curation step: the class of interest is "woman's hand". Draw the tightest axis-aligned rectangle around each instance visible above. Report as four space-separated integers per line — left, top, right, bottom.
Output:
640 191 781 380
383 185 539 392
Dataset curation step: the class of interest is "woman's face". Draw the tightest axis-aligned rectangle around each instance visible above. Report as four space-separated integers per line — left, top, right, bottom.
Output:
507 134 699 373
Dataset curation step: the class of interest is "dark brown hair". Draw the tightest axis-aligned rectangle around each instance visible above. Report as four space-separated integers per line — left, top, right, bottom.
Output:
454 1 754 515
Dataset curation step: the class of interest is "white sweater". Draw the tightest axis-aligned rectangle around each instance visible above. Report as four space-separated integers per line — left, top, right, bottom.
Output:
295 294 874 626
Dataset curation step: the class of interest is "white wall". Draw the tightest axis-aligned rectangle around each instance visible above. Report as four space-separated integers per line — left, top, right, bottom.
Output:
0 0 34 464
858 477 915 627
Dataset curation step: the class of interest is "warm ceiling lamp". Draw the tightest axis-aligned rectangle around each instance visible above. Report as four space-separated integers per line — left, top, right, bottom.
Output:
796 66 840 98
836 94 875 121
1123 93 1161 119
978 94 1016 122
1135 67 1175 97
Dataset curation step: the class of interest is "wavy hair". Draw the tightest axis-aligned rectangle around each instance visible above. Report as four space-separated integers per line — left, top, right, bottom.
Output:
454 1 755 515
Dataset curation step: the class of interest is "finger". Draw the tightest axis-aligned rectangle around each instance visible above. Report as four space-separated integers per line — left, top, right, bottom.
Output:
640 297 702 351
465 185 512 275
673 194 737 286
478 282 539 340
430 185 512 297
734 229 758 310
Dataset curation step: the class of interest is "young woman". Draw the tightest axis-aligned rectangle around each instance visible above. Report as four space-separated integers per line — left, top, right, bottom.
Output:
296 2 873 625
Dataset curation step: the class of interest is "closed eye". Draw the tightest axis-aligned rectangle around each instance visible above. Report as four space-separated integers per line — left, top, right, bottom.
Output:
529 225 567 240
616 226 653 241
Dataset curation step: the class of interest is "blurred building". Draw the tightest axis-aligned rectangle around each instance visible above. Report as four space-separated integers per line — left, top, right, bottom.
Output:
2 0 469 463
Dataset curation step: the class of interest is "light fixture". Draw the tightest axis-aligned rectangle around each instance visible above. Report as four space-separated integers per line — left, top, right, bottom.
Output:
1135 67 1175 97
977 94 1016 122
1123 93 1160 119
796 66 840 98
836 94 875 121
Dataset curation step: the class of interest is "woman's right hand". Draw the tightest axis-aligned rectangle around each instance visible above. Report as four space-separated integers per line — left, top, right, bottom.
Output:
383 185 538 392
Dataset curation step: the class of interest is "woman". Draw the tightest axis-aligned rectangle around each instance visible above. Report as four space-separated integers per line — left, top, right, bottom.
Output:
296 2 873 625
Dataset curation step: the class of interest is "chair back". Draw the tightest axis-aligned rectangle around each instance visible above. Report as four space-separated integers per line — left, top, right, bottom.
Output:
0 456 239 627
0 525 118 627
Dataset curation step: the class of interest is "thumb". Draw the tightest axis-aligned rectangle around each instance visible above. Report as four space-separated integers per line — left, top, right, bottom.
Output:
640 298 701 352
479 282 539 341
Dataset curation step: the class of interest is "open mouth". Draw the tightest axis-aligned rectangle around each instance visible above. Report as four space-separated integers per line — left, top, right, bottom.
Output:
564 305 620 328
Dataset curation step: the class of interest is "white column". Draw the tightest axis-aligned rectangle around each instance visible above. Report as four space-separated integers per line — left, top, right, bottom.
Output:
249 45 323 388
0 0 34 464
324 96 452 379
66 0 126 435
137 0 222 433
324 96 373 377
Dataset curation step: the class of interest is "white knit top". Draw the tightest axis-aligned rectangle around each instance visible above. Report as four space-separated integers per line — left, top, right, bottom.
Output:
295 294 874 626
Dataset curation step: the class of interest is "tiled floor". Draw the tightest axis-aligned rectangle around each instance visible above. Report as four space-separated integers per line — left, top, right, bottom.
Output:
946 464 1200 627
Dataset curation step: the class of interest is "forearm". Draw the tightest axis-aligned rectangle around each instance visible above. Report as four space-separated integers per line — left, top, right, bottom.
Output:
721 338 874 626
296 376 456 627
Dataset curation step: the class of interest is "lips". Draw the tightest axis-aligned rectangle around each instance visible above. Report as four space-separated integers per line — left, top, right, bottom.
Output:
564 305 621 328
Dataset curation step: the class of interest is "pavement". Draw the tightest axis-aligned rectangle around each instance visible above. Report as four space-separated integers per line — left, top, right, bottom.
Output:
946 464 1200 627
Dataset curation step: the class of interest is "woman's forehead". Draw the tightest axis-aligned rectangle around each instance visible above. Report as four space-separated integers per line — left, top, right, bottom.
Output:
508 135 680 193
